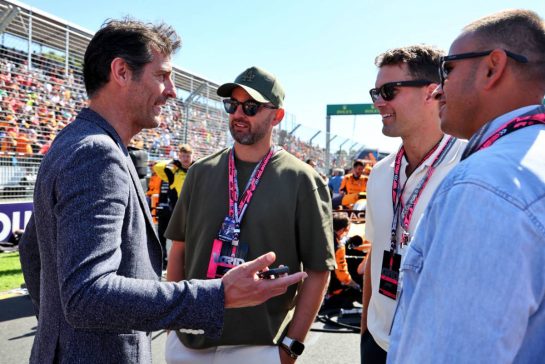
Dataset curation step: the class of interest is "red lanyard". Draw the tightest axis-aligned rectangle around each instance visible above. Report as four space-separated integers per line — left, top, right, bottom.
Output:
228 147 276 225
462 112 545 160
389 136 456 253
391 139 441 211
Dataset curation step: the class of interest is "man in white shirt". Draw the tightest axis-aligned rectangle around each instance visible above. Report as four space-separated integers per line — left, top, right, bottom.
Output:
360 44 466 363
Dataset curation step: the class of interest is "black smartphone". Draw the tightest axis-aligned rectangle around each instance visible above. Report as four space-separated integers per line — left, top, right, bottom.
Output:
258 266 289 279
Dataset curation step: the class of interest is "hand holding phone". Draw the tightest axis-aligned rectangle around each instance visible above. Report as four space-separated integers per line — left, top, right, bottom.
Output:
257 266 289 279
223 253 306 308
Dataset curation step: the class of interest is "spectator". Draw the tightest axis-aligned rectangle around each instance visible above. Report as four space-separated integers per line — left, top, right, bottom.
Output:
324 215 362 310
339 159 368 208
164 66 335 364
153 144 193 268
329 167 344 208
305 158 317 168
328 168 344 194
146 161 162 224
361 44 467 363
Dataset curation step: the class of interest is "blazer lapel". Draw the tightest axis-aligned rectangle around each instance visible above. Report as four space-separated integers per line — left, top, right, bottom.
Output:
77 108 160 242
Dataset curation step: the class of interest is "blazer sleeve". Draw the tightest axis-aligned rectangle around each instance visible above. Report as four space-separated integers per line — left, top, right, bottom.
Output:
18 214 41 317
54 139 224 337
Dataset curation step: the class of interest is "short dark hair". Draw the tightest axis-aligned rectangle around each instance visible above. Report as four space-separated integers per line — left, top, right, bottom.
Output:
374 44 444 83
83 18 181 97
333 215 350 232
462 9 545 83
353 159 365 168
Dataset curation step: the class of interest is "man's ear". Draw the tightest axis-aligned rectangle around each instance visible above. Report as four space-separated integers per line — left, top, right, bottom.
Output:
110 57 132 87
272 108 285 126
482 49 508 90
425 83 440 102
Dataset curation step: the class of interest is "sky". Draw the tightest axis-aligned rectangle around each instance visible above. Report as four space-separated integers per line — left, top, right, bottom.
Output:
13 0 545 153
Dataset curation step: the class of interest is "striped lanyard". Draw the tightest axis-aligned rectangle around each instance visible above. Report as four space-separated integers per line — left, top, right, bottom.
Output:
389 136 456 254
462 112 545 160
227 146 276 243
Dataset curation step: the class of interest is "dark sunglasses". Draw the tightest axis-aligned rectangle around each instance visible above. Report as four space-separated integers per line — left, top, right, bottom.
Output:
222 99 277 117
439 49 528 87
369 80 433 102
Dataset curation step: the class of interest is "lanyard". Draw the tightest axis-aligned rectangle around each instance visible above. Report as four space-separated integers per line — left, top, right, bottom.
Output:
462 112 545 160
389 136 456 254
227 146 276 241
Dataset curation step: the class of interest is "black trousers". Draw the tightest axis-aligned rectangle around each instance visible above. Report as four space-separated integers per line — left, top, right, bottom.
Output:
361 329 387 364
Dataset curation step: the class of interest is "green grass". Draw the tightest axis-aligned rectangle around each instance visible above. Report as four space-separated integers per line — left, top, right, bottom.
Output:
0 252 25 292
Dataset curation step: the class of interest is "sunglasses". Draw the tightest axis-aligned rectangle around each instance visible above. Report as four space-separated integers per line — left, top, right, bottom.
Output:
222 99 277 117
439 49 528 87
369 80 433 102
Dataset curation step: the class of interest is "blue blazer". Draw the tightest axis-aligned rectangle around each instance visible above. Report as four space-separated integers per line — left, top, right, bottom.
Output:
19 108 224 363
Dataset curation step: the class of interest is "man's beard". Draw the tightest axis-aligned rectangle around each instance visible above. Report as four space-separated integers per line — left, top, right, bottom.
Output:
229 118 269 145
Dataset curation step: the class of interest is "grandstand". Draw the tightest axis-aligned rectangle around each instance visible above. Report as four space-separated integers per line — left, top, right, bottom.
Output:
0 0 368 205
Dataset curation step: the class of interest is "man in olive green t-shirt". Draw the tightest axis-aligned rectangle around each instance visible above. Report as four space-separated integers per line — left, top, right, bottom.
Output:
165 66 335 364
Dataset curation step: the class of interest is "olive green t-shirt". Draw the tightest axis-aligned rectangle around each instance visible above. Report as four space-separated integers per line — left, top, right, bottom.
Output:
165 147 335 348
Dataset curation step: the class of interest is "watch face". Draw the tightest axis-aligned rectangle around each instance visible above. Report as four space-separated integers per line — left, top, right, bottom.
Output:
291 341 305 355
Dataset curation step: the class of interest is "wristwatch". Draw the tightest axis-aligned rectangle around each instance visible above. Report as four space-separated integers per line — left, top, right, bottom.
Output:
280 336 305 359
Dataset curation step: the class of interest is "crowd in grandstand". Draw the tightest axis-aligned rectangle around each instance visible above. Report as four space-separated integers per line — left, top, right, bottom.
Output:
0 45 86 164
0 42 351 196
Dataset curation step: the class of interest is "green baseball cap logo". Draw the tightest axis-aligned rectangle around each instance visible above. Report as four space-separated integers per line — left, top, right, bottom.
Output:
241 69 256 82
217 66 285 108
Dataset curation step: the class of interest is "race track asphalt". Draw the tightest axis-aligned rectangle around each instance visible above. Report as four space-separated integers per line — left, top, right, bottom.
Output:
0 292 361 364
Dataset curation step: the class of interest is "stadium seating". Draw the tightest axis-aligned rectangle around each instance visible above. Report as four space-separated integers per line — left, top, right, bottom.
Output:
0 43 345 198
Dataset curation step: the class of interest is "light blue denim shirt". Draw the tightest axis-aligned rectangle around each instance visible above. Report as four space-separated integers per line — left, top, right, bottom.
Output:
388 105 545 364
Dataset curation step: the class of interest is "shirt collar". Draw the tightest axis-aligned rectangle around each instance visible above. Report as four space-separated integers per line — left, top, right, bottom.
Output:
396 134 452 171
420 134 451 168
388 134 453 181
477 104 542 142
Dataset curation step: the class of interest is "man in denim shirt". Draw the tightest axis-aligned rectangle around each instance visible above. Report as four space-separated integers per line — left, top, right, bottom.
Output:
388 9 545 363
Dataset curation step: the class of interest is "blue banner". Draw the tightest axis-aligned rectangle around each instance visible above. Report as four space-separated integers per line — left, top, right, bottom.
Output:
0 201 33 242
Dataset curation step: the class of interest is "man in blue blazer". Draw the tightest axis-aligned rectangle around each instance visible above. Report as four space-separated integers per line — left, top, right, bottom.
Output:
19 19 306 364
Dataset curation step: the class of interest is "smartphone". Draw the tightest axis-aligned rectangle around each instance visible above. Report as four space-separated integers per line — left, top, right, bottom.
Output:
258 266 289 279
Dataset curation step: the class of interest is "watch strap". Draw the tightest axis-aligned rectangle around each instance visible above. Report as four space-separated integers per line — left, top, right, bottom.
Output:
280 336 304 358
280 343 298 359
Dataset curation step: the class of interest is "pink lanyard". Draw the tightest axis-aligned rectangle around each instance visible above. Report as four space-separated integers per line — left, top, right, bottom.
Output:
227 147 276 236
462 112 545 160
389 136 456 253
